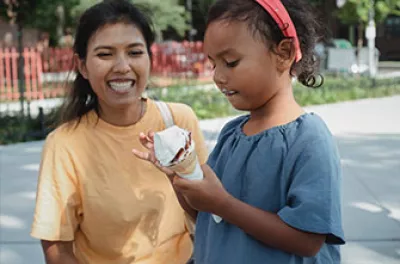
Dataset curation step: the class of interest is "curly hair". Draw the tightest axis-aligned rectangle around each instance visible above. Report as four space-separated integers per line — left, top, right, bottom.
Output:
207 0 325 88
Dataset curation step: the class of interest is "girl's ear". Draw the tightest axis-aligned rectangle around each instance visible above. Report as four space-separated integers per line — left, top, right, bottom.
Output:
275 39 296 72
75 54 88 79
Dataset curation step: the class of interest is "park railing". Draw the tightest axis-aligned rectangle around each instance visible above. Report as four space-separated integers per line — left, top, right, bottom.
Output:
0 41 213 102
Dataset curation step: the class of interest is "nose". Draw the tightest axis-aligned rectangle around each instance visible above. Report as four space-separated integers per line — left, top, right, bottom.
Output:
113 55 130 73
213 67 227 87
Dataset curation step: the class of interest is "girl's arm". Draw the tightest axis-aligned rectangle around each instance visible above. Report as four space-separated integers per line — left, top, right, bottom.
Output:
217 195 326 257
172 179 198 221
172 164 327 258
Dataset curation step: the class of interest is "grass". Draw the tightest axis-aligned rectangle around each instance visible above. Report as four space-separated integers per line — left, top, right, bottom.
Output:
147 76 400 120
1 76 400 145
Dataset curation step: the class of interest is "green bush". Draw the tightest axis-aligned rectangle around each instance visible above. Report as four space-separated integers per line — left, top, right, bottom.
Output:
148 76 400 119
0 108 58 145
147 86 241 120
293 76 400 106
1 76 399 145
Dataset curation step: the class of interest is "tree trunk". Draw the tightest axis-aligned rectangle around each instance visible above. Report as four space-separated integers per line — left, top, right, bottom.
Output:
17 22 25 117
357 23 364 69
349 25 355 46
155 28 163 42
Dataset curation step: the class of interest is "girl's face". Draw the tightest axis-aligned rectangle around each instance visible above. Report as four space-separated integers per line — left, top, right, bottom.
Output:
77 22 150 111
204 20 286 111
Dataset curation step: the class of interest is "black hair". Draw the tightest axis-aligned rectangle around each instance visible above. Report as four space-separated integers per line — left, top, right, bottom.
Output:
60 0 155 125
207 0 324 88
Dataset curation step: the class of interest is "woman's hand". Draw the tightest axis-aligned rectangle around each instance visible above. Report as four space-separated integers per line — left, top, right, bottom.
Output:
132 130 175 179
132 130 198 219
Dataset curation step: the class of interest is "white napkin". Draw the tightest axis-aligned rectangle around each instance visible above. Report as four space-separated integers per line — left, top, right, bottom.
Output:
154 125 191 166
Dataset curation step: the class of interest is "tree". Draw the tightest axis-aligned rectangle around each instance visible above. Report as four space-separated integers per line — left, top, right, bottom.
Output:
72 0 188 42
337 0 400 49
71 0 100 18
0 0 79 116
190 0 216 40
1 0 79 43
133 0 188 42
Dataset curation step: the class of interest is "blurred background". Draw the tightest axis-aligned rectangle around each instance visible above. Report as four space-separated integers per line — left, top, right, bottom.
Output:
0 0 399 263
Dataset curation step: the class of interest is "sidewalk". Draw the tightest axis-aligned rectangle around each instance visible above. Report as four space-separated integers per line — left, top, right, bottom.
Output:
1 96 400 264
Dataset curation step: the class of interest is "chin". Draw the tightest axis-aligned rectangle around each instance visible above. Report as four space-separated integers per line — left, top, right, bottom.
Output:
105 98 137 109
229 101 250 112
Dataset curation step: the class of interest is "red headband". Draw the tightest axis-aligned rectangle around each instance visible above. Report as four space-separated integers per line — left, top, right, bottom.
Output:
255 0 302 62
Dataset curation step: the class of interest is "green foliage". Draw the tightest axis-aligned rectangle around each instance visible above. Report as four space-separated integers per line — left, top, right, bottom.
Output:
71 0 188 41
0 108 59 145
190 0 216 40
0 0 79 36
133 0 188 40
293 77 400 106
148 77 400 120
71 0 101 18
1 77 400 145
147 85 240 120
337 0 400 25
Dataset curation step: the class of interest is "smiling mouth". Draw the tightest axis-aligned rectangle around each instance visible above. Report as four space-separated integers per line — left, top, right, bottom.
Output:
107 80 135 93
221 88 238 96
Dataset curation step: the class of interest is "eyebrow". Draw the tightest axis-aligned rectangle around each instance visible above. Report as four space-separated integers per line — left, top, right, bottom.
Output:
93 43 145 51
208 48 236 60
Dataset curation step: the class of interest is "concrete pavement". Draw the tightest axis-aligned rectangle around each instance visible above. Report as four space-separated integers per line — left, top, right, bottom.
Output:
1 96 400 263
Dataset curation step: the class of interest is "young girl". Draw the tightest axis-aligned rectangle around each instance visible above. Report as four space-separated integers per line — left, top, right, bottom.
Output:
134 0 345 263
31 1 207 263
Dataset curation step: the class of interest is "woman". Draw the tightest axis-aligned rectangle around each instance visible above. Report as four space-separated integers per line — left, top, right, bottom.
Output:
31 1 207 263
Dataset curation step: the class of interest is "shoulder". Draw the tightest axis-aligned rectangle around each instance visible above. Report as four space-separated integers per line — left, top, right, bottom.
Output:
45 124 73 147
286 113 339 159
43 116 90 153
162 102 199 128
167 102 197 119
219 115 247 138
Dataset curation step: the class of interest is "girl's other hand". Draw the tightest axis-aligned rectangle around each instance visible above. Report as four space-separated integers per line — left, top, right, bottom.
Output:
172 164 231 214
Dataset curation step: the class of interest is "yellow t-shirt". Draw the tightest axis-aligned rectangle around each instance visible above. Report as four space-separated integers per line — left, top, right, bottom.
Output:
31 99 208 264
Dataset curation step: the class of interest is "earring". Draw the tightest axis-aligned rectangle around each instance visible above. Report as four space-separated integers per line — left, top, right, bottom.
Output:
140 91 148 99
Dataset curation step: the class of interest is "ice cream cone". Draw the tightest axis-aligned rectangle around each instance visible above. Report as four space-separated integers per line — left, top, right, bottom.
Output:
169 151 203 180
153 125 203 180
169 150 196 174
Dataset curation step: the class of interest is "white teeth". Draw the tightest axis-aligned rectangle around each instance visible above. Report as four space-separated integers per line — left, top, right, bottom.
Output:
108 81 133 92
221 88 237 96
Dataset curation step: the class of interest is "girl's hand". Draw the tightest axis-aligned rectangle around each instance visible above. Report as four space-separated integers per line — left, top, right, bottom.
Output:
132 131 175 179
172 164 231 214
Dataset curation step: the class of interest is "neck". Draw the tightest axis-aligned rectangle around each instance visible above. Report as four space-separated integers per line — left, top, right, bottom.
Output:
98 98 145 127
248 84 304 131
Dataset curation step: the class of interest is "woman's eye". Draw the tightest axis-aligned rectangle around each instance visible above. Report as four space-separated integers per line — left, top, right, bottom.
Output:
226 60 239 68
97 53 111 57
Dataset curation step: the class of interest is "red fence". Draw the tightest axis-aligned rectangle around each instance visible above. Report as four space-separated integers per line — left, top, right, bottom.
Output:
0 41 213 102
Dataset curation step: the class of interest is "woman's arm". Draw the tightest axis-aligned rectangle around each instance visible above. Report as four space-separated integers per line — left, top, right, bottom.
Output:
41 240 79 264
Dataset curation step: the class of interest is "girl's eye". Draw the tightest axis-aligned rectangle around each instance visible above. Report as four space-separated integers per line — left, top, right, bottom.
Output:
129 51 144 56
226 60 239 68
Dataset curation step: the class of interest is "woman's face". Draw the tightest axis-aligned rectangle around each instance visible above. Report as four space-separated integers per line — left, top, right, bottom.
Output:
78 22 151 111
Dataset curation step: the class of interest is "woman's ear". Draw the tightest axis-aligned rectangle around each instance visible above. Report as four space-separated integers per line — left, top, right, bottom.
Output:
74 54 88 79
275 39 296 72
